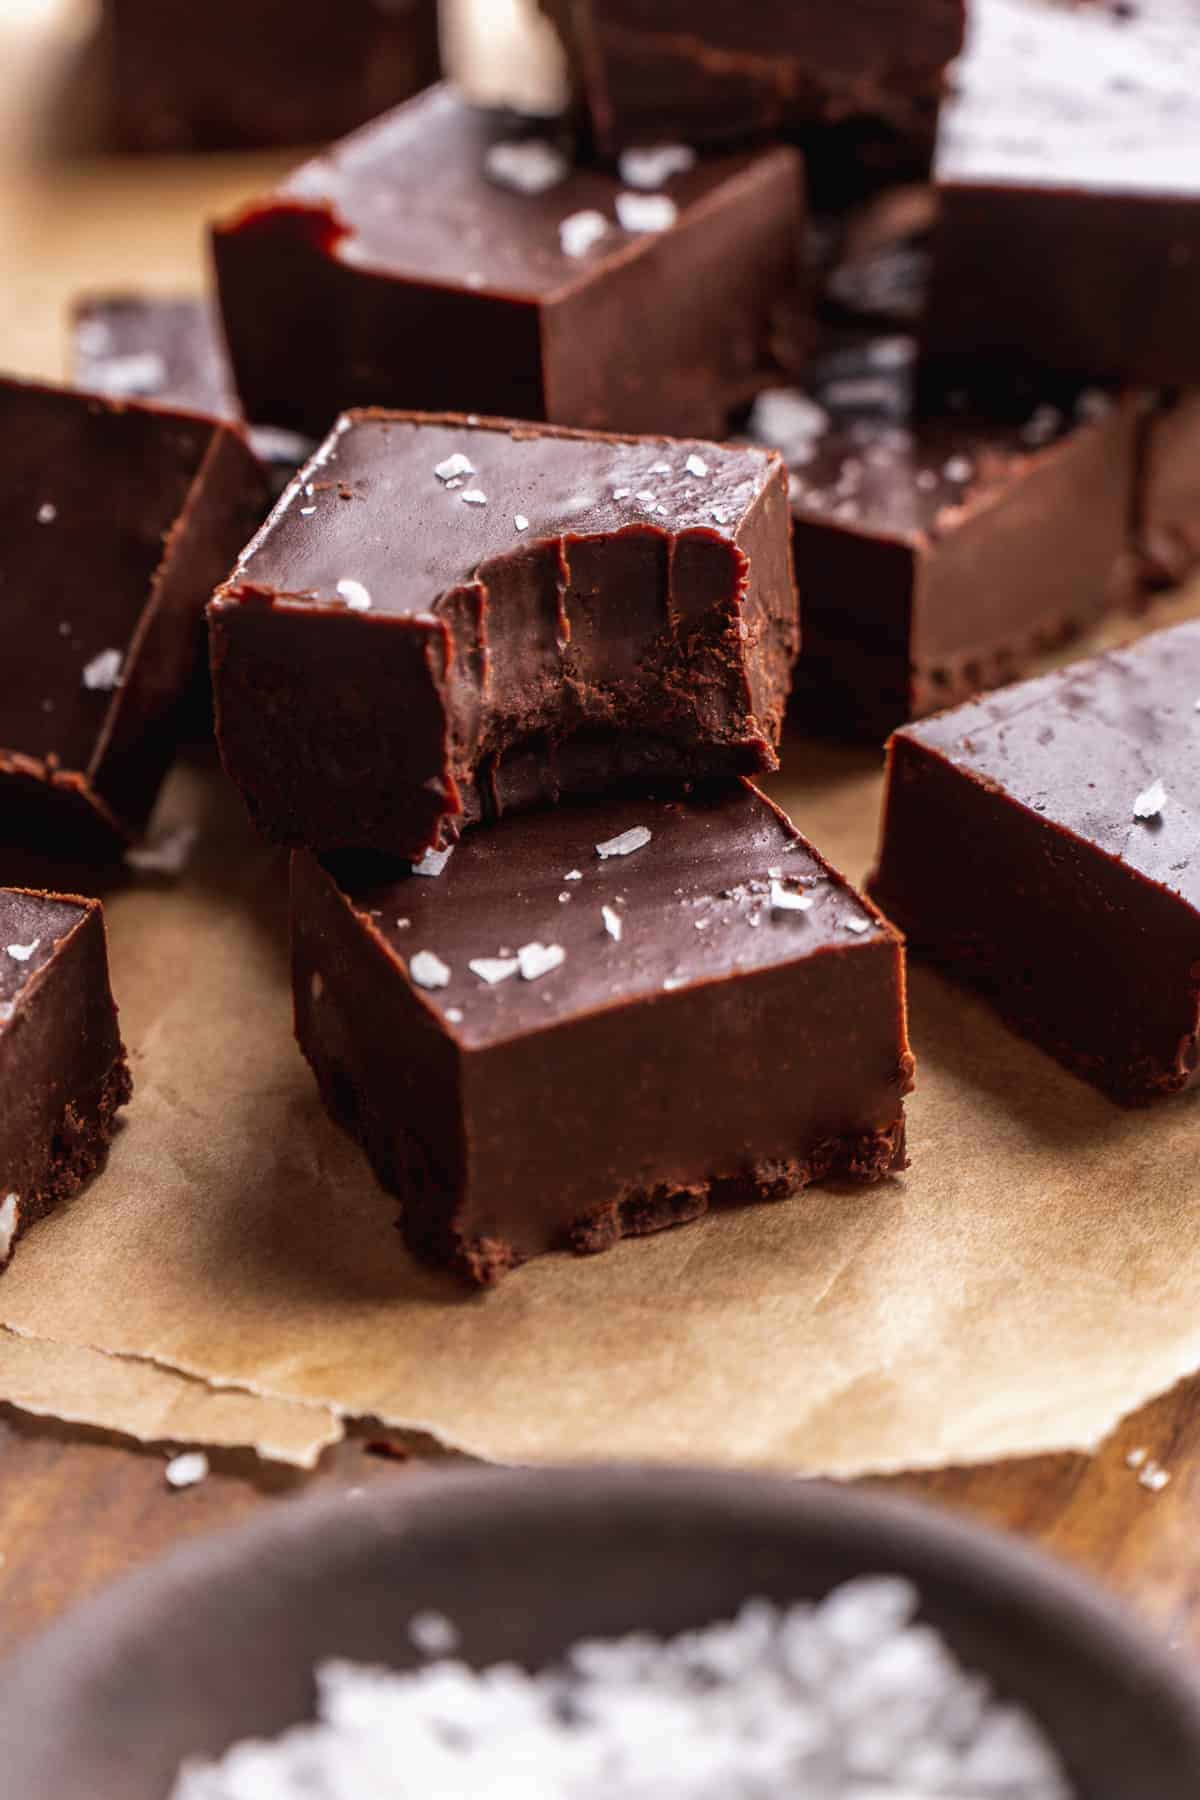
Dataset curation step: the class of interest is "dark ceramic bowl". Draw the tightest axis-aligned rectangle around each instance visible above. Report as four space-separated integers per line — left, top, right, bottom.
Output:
0 1466 1197 1798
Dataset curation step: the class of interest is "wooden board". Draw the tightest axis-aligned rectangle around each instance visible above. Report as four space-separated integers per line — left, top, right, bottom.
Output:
1 0 1198 1673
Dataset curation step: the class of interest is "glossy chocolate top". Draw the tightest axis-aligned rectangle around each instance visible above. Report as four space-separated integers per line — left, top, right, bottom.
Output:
747 337 1116 543
72 296 238 419
241 83 795 299
900 621 1200 908
0 377 230 773
325 783 889 1049
938 0 1200 192
0 889 87 1013
229 411 779 614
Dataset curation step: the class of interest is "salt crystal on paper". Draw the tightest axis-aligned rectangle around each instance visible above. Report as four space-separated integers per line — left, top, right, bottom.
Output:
0 1194 19 1262
559 210 609 259
411 845 453 878
461 489 488 506
617 143 696 189
514 513 530 531
5 941 38 963
82 648 123 691
469 957 520 986
409 951 452 990
165 1451 209 1490
596 826 651 859
1133 778 1166 820
435 452 475 482
615 191 678 233
484 138 569 196
518 942 565 982
336 578 372 612
601 905 622 942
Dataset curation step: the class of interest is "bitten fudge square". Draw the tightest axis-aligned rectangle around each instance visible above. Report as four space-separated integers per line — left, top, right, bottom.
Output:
0 376 266 856
747 340 1140 740
869 621 1200 1106
212 84 804 441
0 888 131 1267
292 782 913 1286
210 410 799 860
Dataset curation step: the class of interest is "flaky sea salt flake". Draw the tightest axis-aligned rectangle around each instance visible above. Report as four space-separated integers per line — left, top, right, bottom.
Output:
596 825 651 859
601 905 622 942
336 578 372 611
165 1451 209 1490
5 941 39 963
1134 779 1166 820
435 452 475 483
411 845 453 877
409 1610 461 1656
36 502 56 525
82 647 122 691
409 951 452 990
517 942 565 981
484 138 569 196
514 513 530 531
1125 1447 1148 1469
617 143 696 189
845 916 873 935
771 879 813 914
559 209 609 259
615 191 678 233
685 453 709 478
469 957 520 986
1139 1461 1171 1492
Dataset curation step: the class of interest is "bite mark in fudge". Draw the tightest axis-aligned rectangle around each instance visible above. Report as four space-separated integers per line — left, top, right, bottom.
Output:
869 621 1200 1106
212 84 804 441
539 0 964 166
0 378 267 858
1138 393 1200 590
210 410 798 858
746 339 1140 740
0 888 131 1264
291 782 913 1286
103 0 440 152
925 0 1200 388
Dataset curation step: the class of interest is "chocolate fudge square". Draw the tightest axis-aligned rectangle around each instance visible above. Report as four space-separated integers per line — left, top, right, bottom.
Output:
292 782 913 1285
210 410 798 859
212 85 804 442
539 0 963 162
924 0 1200 389
70 293 316 492
747 340 1140 740
870 622 1200 1106
0 378 266 857
0 888 131 1266
103 0 439 152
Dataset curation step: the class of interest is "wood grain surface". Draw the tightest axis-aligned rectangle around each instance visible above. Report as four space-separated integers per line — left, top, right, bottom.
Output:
1 0 1198 1675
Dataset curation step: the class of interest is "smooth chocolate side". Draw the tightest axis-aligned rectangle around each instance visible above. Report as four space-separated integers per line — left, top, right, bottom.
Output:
869 626 1200 1105
0 889 131 1261
1138 393 1200 590
291 783 912 1285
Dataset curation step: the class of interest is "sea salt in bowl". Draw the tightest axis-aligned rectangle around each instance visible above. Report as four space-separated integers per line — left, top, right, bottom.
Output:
0 1466 1197 1797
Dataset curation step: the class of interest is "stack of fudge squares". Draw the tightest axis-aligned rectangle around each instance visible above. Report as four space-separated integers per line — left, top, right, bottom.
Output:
3 0 1200 1283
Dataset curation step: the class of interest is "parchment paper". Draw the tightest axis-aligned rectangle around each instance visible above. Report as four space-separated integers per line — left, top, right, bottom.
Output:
5 2 1200 1475
2 585 1200 1474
